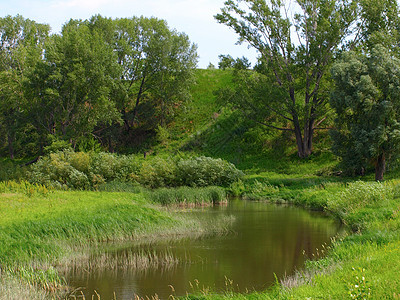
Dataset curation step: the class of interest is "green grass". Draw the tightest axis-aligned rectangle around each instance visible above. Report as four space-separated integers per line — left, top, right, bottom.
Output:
0 189 176 266
165 69 234 151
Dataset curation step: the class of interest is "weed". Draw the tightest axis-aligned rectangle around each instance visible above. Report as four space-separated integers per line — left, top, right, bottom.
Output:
347 268 372 300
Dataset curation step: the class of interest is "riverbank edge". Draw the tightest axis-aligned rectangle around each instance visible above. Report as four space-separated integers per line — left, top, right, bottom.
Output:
184 178 400 299
0 188 232 299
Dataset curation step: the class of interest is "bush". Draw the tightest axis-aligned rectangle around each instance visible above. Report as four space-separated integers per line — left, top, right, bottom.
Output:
26 150 244 190
138 157 176 188
27 150 141 190
175 156 244 187
89 152 118 181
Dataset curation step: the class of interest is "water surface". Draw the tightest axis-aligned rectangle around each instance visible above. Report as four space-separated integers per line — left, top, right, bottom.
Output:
64 200 341 299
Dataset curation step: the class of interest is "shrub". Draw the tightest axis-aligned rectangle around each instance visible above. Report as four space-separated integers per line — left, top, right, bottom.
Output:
27 152 72 188
115 155 141 181
68 151 90 173
26 150 243 190
68 169 90 190
138 157 176 188
89 152 119 181
175 156 244 187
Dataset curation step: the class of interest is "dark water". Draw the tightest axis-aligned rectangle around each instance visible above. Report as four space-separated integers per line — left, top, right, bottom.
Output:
64 200 342 299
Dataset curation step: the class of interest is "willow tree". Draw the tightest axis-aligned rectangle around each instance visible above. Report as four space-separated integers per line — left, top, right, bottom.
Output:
331 46 400 181
215 0 357 157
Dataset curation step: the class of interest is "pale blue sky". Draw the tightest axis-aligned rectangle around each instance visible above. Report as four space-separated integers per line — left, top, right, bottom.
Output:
0 0 259 68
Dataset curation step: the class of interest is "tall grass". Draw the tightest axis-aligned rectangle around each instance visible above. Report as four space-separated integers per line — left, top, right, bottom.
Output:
66 249 181 274
145 186 227 206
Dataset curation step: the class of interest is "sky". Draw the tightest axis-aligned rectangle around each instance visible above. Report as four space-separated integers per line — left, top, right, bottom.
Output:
0 0 259 68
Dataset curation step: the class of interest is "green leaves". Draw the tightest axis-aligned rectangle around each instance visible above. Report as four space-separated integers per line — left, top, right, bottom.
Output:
331 46 400 179
0 14 198 156
215 0 358 157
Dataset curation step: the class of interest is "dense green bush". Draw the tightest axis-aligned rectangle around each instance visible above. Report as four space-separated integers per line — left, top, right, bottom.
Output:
175 156 244 187
26 150 244 190
27 150 141 189
138 157 176 188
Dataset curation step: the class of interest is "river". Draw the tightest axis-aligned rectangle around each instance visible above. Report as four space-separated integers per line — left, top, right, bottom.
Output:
63 199 342 299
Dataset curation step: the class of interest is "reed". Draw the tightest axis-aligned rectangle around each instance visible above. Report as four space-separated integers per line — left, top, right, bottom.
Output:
145 186 227 206
66 248 183 274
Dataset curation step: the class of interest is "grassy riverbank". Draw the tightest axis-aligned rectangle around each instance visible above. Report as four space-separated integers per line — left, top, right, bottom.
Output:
0 182 232 299
185 171 400 299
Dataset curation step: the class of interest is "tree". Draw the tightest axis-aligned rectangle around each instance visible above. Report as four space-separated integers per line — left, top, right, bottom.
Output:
26 19 121 150
330 46 400 181
218 54 235 69
91 16 197 148
357 0 400 53
112 16 197 127
0 15 49 158
215 0 357 157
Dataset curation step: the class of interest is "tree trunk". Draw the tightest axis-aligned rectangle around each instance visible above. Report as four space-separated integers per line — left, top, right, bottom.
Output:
131 76 146 125
375 152 386 181
293 116 313 158
302 118 314 158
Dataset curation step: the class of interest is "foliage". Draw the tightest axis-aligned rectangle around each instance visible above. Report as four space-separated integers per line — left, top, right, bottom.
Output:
215 0 358 158
218 55 251 70
0 14 198 157
97 15 198 150
27 150 141 189
175 156 244 187
0 15 50 159
357 0 400 53
26 150 243 190
26 18 121 149
0 158 27 181
138 156 176 188
330 46 400 180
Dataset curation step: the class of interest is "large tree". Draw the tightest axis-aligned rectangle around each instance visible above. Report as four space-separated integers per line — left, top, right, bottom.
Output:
330 46 400 181
0 15 49 158
26 19 121 149
88 15 198 149
215 0 357 157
